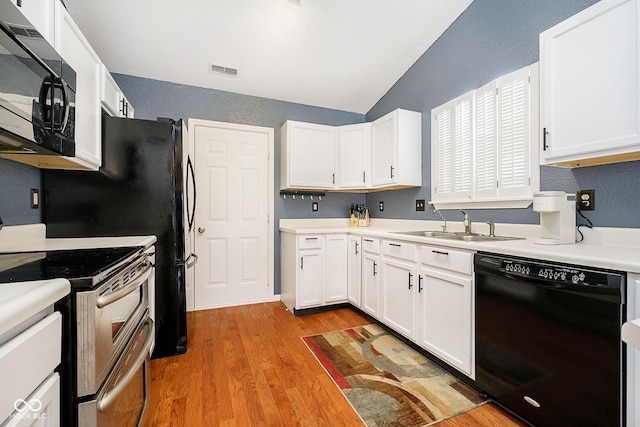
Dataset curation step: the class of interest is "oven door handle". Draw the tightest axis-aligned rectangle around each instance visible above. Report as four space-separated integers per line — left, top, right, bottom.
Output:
98 317 155 412
96 263 153 309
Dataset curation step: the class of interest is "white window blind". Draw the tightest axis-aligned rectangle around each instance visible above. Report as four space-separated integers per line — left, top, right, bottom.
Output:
454 99 472 194
434 108 452 195
475 82 497 198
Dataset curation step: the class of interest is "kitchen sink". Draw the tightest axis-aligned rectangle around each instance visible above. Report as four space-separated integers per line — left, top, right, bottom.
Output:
390 230 524 242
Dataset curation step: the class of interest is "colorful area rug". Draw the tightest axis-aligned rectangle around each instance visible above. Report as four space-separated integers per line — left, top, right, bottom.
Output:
302 324 487 426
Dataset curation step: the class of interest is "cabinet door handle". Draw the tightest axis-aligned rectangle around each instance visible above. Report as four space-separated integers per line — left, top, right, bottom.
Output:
332 173 335 184
543 127 549 151
363 171 366 183
390 165 395 179
432 250 449 255
418 275 423 293
389 243 401 247
355 242 359 255
300 256 304 270
408 272 413 289
373 261 377 276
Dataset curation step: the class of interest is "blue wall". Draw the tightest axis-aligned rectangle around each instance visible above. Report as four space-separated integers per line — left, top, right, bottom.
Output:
365 0 640 229
0 158 41 225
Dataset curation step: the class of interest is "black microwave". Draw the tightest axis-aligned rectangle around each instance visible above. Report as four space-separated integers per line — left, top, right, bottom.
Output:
0 5 76 158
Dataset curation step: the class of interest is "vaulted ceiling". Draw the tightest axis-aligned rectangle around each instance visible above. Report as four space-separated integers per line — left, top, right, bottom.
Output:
63 0 472 113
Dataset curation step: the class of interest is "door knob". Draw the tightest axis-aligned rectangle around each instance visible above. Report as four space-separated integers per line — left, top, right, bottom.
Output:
198 227 205 233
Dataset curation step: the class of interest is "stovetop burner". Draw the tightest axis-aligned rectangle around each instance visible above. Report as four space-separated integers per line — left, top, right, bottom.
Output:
0 246 144 288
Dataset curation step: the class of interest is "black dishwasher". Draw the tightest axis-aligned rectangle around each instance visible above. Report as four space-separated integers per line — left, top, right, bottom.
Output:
475 252 625 426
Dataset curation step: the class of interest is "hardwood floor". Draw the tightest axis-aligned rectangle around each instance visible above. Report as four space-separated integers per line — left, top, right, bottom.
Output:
147 302 527 426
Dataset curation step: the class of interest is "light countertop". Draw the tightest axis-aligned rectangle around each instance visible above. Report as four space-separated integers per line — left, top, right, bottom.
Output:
280 218 640 273
0 224 156 253
0 278 69 340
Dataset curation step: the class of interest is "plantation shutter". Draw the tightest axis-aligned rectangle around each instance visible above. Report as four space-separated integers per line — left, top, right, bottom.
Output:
475 81 497 199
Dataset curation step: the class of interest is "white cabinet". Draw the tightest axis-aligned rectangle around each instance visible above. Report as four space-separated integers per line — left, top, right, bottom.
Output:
418 245 474 378
626 273 640 427
324 234 348 303
371 109 422 188
280 233 347 312
347 235 362 307
540 0 640 168
8 0 56 43
0 312 61 425
361 237 380 318
280 121 337 190
100 65 134 118
299 246 323 308
338 123 371 189
431 63 539 208
280 109 421 191
380 240 418 340
54 3 102 170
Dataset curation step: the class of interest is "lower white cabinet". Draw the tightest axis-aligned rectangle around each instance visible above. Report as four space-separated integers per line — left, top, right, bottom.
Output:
380 240 418 340
280 233 347 312
418 245 474 378
361 238 381 318
347 235 362 307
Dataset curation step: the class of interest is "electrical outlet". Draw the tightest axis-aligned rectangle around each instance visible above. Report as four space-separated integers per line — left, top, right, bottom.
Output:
379 201 384 212
30 188 39 209
311 201 318 212
415 199 425 212
576 189 595 211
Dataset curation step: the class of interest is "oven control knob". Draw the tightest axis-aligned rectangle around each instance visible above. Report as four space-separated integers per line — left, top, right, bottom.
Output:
198 227 205 234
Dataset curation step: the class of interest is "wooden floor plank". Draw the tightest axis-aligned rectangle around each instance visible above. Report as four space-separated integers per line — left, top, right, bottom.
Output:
148 301 525 426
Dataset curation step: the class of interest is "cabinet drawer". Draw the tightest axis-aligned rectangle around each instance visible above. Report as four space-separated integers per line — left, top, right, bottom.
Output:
0 312 61 422
382 240 417 261
298 235 322 249
362 237 380 254
420 245 473 275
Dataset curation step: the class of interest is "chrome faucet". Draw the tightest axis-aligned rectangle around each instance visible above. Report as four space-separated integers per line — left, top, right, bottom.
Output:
433 208 447 232
459 210 472 234
486 221 495 237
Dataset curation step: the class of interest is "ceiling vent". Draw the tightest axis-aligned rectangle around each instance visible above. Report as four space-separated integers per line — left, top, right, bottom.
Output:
209 63 239 77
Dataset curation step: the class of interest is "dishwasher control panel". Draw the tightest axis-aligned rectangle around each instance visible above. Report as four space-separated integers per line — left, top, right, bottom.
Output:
491 256 624 289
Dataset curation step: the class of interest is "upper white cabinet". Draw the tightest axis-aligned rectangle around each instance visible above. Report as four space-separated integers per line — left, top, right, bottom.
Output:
281 121 337 190
371 109 422 188
540 0 640 167
280 109 422 192
54 4 102 170
431 63 539 208
8 0 56 43
338 123 371 189
100 65 134 118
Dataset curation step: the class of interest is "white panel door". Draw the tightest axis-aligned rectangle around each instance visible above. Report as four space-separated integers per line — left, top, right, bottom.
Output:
193 121 274 309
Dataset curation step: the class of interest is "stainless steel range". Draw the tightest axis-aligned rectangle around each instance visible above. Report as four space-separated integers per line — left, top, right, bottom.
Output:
0 245 155 427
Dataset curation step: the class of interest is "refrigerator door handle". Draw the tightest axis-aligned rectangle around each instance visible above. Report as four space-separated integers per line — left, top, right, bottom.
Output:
185 253 198 268
186 155 196 232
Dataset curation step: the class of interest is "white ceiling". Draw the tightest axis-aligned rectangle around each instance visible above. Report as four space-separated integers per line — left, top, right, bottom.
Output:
63 0 472 114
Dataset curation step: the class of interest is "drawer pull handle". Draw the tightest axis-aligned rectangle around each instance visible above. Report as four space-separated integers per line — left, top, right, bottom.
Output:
389 243 401 247
364 238 373 242
305 237 318 240
432 250 449 255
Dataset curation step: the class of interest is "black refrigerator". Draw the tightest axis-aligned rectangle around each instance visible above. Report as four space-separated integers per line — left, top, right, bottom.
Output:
43 115 196 359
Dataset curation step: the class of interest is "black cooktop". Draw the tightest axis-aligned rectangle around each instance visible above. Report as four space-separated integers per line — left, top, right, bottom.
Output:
0 246 144 288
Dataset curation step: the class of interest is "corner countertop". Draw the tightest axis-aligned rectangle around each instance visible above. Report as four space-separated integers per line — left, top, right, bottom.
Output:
0 224 156 253
280 218 640 273
0 278 70 339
